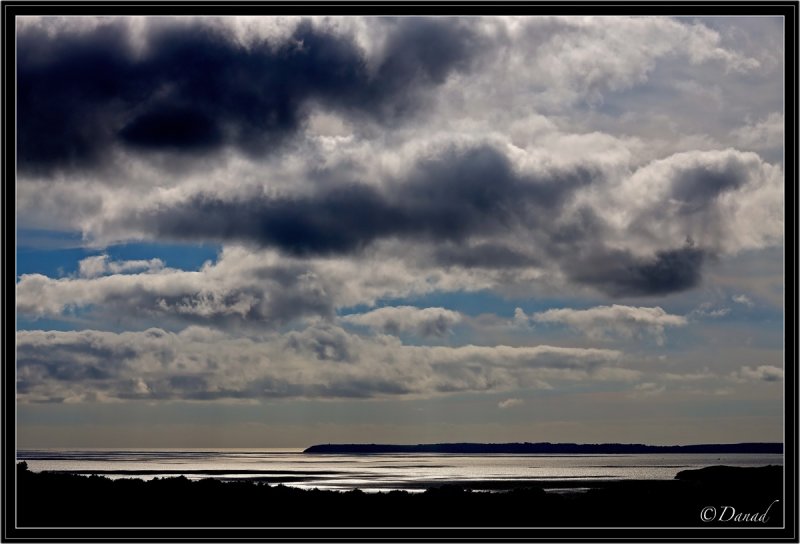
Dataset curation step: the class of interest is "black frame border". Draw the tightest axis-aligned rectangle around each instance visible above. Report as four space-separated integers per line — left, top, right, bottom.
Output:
2 2 797 542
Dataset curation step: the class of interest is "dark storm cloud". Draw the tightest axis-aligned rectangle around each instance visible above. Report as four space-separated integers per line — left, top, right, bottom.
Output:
119 106 224 151
17 18 482 174
17 21 134 174
109 143 718 296
568 246 707 297
671 163 750 208
433 243 538 268
143 184 398 255
133 145 593 255
365 17 481 118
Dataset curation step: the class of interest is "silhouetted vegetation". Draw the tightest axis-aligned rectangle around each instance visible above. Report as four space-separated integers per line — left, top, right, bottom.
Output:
16 463 783 527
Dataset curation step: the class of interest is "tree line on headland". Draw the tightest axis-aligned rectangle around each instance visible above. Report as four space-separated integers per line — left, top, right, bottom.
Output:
303 442 783 454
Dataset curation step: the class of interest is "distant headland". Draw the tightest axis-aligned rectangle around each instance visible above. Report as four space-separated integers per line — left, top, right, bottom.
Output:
303 442 783 454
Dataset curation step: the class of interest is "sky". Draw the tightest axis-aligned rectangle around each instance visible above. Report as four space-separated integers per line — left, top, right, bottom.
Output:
15 15 785 448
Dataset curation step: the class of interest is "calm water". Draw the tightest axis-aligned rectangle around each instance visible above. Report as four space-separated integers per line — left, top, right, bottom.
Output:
16 449 783 492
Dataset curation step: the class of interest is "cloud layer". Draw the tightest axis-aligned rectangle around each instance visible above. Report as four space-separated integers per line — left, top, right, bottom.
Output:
17 17 783 300
15 15 784 415
16 327 626 403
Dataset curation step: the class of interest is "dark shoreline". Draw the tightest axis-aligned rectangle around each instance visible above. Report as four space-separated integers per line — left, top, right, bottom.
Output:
30 470 631 489
16 463 784 527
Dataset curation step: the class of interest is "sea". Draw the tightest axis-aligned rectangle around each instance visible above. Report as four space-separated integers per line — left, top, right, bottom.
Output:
16 449 783 493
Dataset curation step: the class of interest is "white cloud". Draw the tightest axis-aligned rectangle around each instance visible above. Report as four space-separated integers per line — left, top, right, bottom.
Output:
734 365 783 382
341 306 462 337
513 307 530 327
532 305 687 344
689 302 731 319
632 382 666 396
78 255 110 279
602 149 784 258
661 371 715 382
487 16 759 111
732 112 783 152
732 294 755 307
17 245 499 327
498 398 524 409
78 254 164 278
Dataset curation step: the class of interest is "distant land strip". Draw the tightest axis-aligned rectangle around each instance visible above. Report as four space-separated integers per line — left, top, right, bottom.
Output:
303 442 783 454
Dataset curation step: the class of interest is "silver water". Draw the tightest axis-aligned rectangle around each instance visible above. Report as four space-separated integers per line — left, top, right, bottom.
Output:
16 449 783 492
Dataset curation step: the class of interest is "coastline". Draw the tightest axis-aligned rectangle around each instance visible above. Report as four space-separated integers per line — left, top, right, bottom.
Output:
16 463 783 527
